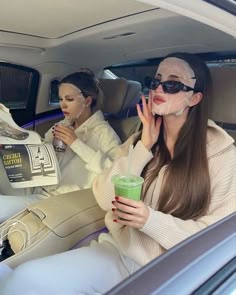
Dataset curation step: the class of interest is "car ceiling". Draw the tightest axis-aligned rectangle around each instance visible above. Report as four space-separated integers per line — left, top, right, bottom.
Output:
0 0 157 38
0 0 236 72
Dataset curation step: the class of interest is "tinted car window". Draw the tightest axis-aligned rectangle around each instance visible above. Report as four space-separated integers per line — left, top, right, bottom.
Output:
0 63 39 109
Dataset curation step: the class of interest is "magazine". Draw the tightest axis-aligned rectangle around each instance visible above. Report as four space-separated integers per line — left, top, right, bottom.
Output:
0 103 60 188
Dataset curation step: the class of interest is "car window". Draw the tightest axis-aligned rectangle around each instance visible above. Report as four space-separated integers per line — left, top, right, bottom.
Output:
0 63 39 109
108 64 157 95
49 79 60 105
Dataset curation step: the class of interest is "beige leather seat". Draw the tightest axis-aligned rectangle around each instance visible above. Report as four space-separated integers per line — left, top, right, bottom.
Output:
1 188 106 268
98 78 141 142
209 67 236 144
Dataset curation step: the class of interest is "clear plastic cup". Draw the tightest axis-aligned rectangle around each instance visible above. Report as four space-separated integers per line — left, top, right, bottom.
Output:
111 174 144 201
53 136 67 152
53 121 72 152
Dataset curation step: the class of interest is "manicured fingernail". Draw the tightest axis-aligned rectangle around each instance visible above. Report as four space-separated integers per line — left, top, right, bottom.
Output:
113 219 117 222
112 201 115 205
115 196 119 201
112 208 115 212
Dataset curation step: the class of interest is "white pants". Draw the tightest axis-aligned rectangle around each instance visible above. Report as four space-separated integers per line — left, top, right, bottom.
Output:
0 238 141 295
0 194 44 223
0 264 12 280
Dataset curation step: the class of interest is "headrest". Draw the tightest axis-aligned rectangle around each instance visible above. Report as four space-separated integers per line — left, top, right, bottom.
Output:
209 67 236 124
97 78 141 115
123 80 142 110
98 78 128 114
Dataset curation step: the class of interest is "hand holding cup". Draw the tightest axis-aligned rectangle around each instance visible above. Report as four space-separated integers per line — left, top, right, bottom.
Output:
111 174 149 228
112 196 149 229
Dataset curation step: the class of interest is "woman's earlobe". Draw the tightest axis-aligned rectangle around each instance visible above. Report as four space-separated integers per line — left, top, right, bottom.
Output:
85 96 92 107
190 92 203 106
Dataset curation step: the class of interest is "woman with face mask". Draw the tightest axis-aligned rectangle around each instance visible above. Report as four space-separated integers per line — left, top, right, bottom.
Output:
0 71 121 222
37 71 121 196
0 53 235 294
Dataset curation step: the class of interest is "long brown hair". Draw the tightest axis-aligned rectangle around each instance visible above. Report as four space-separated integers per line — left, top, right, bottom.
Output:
141 52 212 220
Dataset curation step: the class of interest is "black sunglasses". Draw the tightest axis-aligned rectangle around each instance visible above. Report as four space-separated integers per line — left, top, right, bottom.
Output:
149 78 195 94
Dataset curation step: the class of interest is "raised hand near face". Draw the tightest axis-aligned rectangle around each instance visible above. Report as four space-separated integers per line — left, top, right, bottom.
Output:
53 124 77 146
136 95 162 151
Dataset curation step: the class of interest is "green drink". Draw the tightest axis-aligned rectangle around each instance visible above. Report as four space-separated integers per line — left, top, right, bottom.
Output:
111 175 144 201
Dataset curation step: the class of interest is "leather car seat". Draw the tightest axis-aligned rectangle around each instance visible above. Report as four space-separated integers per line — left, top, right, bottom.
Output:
209 67 236 144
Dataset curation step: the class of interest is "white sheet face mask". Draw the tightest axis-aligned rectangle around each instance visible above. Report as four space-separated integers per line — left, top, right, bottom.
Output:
74 98 86 119
151 57 197 116
59 83 87 124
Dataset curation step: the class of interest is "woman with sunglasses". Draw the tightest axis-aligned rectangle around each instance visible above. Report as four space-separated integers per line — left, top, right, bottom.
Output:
0 70 121 222
0 53 235 294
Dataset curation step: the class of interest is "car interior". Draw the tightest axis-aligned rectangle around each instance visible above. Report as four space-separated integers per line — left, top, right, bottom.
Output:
29 66 236 145
34 77 142 143
0 0 235 292
1 61 235 270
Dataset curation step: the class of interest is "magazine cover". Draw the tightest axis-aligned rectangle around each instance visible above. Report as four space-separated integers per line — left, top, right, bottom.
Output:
0 103 60 188
0 103 41 145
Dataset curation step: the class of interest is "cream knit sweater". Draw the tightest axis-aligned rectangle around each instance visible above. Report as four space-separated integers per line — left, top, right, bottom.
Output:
93 120 236 266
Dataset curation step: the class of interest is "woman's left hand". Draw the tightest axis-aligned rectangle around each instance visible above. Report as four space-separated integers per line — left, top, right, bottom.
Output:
136 95 162 151
53 125 77 146
112 196 149 228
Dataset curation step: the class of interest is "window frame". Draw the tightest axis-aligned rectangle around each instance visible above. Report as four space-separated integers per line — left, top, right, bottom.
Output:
202 0 236 16
0 62 40 127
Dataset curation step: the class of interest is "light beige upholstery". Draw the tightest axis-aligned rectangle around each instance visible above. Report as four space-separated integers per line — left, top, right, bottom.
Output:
123 80 142 110
109 116 141 143
98 78 129 114
2 189 105 268
209 67 236 143
98 78 141 142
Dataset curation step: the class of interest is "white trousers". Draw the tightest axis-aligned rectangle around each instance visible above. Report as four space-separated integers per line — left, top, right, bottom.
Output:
0 263 12 280
0 238 141 295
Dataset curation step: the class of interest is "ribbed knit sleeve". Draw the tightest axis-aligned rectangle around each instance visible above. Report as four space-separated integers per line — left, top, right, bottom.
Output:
140 145 236 250
93 140 153 211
